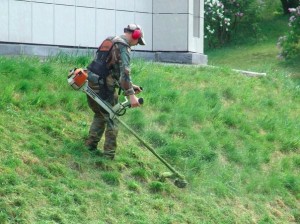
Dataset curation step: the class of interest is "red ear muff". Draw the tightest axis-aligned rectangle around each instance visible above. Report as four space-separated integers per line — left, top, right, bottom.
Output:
132 29 142 39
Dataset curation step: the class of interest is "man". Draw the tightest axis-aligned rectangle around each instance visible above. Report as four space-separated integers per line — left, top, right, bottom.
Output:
85 24 146 160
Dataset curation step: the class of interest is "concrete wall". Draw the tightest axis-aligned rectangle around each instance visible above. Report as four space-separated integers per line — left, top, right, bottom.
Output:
0 0 207 64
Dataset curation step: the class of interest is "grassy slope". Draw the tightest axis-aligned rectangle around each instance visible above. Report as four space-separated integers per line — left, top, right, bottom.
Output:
0 18 299 224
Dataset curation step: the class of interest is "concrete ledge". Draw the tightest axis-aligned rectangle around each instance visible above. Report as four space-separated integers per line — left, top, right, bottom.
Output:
0 43 22 55
21 45 60 57
155 52 207 64
0 43 208 65
132 51 156 61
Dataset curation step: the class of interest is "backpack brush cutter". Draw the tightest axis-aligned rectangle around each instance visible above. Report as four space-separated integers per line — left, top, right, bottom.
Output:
67 68 187 188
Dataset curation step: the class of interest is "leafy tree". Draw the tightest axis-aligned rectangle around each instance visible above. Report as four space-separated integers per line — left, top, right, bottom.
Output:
204 0 263 48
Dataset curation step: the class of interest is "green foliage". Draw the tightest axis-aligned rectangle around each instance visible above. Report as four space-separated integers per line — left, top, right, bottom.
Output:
261 0 283 17
277 1 300 59
204 0 264 48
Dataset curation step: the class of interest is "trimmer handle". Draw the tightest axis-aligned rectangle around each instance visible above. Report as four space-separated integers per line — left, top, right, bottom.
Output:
138 97 144 105
134 86 143 92
127 97 144 108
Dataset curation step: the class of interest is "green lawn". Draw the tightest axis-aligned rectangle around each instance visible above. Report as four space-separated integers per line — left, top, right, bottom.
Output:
0 53 299 223
0 13 299 224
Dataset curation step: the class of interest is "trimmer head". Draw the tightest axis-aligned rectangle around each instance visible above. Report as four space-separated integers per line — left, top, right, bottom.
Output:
159 172 188 188
174 178 188 188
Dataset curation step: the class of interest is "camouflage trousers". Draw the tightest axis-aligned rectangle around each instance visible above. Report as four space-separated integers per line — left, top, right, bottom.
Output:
85 73 119 159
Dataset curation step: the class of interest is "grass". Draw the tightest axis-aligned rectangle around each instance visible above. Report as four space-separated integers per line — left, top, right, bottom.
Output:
206 15 300 82
0 17 299 224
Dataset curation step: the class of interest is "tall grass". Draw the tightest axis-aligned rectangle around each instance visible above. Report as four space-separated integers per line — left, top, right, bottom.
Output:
0 41 299 223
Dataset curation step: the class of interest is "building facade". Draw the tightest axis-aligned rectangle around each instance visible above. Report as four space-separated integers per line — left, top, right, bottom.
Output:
0 0 207 64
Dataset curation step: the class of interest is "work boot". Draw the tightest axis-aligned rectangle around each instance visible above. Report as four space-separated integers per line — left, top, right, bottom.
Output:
85 139 98 152
103 149 115 160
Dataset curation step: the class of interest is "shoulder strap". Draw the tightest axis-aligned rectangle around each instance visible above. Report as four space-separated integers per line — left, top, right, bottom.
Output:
96 36 129 53
111 36 130 47
97 37 114 52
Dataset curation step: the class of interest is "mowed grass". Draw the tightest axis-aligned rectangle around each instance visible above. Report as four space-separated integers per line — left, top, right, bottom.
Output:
207 41 300 81
0 53 299 224
206 15 300 83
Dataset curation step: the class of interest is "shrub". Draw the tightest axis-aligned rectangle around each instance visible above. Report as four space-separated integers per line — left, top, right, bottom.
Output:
204 0 263 48
277 1 300 59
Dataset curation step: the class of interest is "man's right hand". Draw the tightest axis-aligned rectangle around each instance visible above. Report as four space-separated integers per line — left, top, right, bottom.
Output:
129 94 140 108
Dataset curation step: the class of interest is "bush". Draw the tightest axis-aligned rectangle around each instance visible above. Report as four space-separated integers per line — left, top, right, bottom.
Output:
204 0 263 48
277 1 300 59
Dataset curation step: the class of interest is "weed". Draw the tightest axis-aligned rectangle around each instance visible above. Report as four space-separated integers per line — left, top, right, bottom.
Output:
131 168 148 181
101 171 120 186
127 181 140 191
148 181 165 193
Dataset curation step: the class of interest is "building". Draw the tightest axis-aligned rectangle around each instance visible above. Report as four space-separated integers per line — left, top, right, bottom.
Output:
0 0 207 64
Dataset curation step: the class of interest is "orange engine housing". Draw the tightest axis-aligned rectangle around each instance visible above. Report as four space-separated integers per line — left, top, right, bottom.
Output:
72 68 88 88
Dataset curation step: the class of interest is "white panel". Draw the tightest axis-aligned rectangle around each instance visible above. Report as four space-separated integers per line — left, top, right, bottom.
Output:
135 0 152 13
134 13 152 51
188 0 193 14
32 3 54 44
153 0 188 13
199 15 204 53
76 0 95 7
0 0 9 41
116 11 134 36
116 0 134 11
9 1 32 43
188 14 194 51
200 0 204 18
95 9 116 46
96 0 116 9
55 0 75 5
54 5 75 46
76 7 96 47
153 14 188 51
32 0 54 3
188 14 203 53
